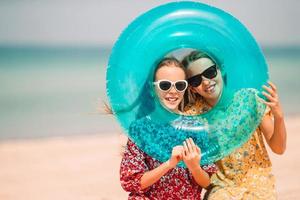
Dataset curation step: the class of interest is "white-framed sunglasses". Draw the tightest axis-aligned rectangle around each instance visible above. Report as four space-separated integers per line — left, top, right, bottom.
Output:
153 79 188 92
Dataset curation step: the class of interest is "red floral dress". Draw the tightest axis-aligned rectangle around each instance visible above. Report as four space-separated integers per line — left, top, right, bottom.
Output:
120 139 217 200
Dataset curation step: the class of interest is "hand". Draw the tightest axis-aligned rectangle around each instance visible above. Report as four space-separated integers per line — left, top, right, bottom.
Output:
103 101 113 114
182 138 201 171
261 81 284 119
168 145 184 169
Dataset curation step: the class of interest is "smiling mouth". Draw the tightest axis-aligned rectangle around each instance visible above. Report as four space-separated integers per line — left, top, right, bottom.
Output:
205 84 216 93
165 96 179 103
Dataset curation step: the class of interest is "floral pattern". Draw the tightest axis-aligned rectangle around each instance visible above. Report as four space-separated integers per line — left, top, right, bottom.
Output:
120 139 217 199
184 91 277 199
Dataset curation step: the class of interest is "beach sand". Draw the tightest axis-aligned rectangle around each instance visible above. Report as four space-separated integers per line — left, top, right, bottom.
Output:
0 117 299 200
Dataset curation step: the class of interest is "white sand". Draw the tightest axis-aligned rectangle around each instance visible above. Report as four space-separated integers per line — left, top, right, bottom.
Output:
0 117 299 200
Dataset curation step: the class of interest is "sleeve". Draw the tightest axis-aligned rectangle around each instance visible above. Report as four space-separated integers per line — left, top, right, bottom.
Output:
184 103 197 115
184 99 209 115
202 163 218 177
120 139 150 194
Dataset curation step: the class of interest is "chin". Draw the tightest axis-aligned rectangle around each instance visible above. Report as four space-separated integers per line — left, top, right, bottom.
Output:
166 105 178 111
202 92 219 101
209 89 221 99
164 102 179 111
211 92 220 99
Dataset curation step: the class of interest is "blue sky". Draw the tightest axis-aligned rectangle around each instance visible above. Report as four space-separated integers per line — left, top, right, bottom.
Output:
0 0 299 46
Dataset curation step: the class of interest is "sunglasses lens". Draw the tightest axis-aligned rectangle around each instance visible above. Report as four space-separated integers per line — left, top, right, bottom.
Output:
188 65 218 87
159 81 172 91
175 81 187 91
188 75 202 87
203 65 217 79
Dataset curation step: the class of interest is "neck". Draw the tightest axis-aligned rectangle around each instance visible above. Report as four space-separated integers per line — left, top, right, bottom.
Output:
206 98 217 107
205 91 222 108
172 108 180 114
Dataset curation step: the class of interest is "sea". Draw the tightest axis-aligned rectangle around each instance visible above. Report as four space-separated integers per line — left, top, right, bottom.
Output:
0 46 299 140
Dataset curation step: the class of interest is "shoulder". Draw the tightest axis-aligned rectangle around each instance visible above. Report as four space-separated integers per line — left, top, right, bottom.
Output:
124 138 147 157
202 163 218 174
184 98 209 115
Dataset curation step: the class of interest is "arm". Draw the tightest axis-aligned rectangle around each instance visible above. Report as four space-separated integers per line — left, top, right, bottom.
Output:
120 140 149 193
182 138 210 188
259 81 287 154
120 139 183 192
140 146 183 189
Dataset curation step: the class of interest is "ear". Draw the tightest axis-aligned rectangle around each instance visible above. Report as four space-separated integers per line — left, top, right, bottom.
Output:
189 86 197 93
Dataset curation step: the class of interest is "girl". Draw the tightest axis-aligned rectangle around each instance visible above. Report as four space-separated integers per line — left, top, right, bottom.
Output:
119 57 216 199
182 51 287 200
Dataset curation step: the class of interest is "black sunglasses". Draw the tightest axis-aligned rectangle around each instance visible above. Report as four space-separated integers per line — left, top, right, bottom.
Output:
153 80 188 92
187 65 218 87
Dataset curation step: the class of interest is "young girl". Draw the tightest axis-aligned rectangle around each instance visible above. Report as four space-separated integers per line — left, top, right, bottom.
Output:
182 51 287 200
119 57 216 199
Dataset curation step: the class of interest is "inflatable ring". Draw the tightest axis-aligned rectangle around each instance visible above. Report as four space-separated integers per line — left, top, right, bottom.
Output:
106 1 269 166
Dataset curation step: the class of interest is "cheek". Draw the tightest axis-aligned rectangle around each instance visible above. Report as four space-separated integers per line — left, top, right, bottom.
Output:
214 74 223 85
194 86 205 95
156 89 166 100
178 92 184 101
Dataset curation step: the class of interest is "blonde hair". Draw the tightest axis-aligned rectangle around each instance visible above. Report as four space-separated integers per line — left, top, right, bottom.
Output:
182 51 218 104
182 50 214 69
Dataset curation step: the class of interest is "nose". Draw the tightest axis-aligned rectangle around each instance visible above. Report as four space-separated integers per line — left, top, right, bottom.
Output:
169 85 177 93
201 76 210 86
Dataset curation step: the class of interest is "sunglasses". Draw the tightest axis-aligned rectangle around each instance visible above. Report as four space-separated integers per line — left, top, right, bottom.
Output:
187 65 218 87
153 79 188 92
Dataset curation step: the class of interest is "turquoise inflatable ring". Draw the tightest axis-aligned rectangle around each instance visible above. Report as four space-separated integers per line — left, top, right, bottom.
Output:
106 1 269 166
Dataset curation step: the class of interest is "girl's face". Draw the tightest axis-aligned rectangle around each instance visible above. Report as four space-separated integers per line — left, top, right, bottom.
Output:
154 66 187 113
187 58 223 106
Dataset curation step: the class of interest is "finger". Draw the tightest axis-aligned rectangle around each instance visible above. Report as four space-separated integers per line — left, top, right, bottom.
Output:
174 146 184 155
189 138 197 152
196 146 201 154
268 81 277 92
262 91 277 103
183 141 188 156
186 139 193 153
181 151 186 159
265 102 276 107
173 151 182 160
173 145 183 151
178 146 184 154
257 97 275 107
262 85 277 98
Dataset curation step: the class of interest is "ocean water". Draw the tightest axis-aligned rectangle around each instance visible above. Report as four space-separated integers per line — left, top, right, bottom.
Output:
0 46 299 140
